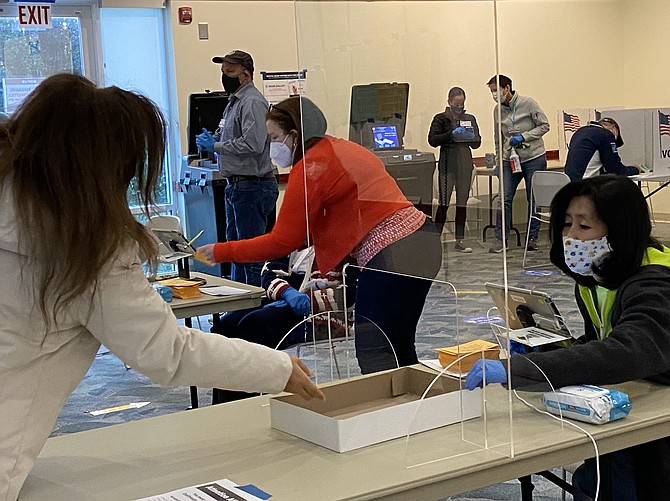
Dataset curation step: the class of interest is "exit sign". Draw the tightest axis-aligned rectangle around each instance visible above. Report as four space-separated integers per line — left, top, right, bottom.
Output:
18 3 52 29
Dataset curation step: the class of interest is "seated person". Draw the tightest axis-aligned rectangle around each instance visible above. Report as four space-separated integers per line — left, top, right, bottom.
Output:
564 117 640 181
212 247 354 404
467 175 670 500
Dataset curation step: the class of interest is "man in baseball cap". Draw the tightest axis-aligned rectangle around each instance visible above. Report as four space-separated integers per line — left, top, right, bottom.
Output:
212 50 254 73
196 49 278 291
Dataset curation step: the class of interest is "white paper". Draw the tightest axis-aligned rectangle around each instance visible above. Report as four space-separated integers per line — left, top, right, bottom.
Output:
134 478 263 501
419 359 465 379
200 286 251 296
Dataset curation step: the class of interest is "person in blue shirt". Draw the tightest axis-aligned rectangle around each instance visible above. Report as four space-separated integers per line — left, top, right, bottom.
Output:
564 117 640 181
196 50 278 286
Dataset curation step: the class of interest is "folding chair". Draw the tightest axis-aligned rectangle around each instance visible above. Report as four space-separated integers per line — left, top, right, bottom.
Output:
522 171 571 269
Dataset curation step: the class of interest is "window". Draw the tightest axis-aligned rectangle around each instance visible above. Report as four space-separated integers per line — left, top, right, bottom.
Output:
0 4 96 113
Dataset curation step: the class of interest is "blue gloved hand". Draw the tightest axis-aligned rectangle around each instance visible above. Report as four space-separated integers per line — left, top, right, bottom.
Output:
460 130 476 141
281 288 311 317
195 128 216 152
264 299 289 309
509 134 524 147
451 126 466 137
464 359 507 390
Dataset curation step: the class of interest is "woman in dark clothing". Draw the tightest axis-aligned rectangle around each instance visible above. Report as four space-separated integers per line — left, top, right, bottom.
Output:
428 86 481 252
467 175 670 500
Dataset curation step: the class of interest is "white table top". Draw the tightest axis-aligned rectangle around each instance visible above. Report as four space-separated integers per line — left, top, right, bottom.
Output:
167 272 265 319
21 375 670 501
629 172 670 182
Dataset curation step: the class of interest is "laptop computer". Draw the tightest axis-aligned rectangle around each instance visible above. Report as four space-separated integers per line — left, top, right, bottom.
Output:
484 283 573 347
371 124 402 150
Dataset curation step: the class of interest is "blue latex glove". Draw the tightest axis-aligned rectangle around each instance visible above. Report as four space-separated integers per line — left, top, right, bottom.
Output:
509 134 524 147
281 288 311 317
465 359 507 390
451 126 466 137
460 130 476 141
264 299 289 309
196 128 216 152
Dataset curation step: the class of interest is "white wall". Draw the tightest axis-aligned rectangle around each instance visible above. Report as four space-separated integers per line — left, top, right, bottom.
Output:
170 1 298 154
170 0 624 155
168 0 670 213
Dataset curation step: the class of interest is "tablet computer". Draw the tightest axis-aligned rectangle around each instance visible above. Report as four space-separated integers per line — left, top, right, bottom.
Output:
485 283 573 347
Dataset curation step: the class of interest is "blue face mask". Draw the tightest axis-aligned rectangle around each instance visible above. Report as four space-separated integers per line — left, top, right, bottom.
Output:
270 135 294 168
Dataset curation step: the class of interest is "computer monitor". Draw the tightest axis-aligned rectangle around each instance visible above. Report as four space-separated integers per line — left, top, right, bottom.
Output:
187 92 229 155
371 124 401 150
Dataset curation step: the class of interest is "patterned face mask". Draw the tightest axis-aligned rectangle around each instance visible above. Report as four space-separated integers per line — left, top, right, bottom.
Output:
562 235 611 276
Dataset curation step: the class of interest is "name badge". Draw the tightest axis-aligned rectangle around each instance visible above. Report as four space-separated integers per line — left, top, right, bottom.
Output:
460 120 472 128
508 126 521 134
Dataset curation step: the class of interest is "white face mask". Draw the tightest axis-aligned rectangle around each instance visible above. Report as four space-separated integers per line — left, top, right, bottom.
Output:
563 235 611 276
270 135 294 168
492 91 505 103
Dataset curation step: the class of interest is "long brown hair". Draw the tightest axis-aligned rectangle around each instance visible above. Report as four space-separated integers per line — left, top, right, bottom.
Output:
0 73 165 322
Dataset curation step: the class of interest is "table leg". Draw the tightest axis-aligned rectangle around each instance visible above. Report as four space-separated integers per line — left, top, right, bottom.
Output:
481 174 522 247
482 176 496 242
519 475 535 500
184 316 199 409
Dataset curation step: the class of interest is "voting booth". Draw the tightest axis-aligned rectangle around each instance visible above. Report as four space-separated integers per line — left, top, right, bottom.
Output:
349 83 435 214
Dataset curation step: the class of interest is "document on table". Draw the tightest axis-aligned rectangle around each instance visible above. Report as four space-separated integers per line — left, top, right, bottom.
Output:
134 478 267 501
200 285 251 296
419 359 465 379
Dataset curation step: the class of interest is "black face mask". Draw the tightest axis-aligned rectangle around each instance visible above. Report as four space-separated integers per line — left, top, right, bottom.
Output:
222 74 241 94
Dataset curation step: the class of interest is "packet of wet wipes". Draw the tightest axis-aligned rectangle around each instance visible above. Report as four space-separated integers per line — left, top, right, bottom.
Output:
542 385 631 425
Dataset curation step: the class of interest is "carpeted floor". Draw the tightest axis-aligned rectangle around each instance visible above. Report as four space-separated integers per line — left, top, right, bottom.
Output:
53 219 670 500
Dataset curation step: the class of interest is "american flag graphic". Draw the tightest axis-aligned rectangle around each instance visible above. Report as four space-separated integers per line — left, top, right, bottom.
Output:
563 112 581 132
659 111 670 138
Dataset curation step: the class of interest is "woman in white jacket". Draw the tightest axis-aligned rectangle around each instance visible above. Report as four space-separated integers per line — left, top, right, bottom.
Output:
0 74 324 501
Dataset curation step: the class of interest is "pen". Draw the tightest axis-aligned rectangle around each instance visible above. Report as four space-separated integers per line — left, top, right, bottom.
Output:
187 229 204 247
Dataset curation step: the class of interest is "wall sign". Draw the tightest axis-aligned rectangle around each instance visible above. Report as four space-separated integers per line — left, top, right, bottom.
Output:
17 3 53 29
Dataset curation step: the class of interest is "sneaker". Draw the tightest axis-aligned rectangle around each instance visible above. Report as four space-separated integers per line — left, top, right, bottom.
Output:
454 240 473 253
526 237 539 251
488 239 506 253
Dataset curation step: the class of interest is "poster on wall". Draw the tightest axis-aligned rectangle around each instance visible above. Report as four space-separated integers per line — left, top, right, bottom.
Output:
260 70 306 106
3 77 44 112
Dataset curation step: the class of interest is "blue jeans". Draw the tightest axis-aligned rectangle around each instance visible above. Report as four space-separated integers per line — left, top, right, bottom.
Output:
225 177 278 286
572 449 638 501
495 155 547 242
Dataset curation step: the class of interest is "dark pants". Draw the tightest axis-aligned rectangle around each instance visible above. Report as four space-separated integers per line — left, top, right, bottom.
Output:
355 219 442 374
211 303 310 405
435 158 474 240
572 449 638 501
495 155 547 242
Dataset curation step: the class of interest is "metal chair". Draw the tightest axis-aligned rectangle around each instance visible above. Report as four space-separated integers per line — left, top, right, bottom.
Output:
522 171 571 269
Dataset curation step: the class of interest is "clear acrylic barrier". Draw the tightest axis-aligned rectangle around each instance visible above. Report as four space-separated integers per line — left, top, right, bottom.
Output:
280 0 628 473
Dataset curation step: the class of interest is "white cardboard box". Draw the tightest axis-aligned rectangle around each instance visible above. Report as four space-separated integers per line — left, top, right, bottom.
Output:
270 366 481 453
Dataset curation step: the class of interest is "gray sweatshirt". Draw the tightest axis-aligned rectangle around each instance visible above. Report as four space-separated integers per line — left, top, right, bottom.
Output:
493 91 550 163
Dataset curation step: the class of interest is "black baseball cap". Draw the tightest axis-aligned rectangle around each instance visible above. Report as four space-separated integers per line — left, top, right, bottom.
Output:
599 117 624 148
212 50 254 73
